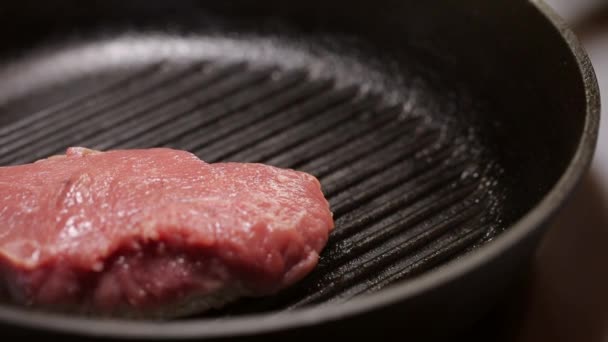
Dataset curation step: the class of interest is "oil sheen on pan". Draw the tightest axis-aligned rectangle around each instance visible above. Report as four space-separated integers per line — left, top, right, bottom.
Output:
0 147 334 318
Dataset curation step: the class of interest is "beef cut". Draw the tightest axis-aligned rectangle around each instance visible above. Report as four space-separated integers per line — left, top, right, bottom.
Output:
0 147 333 318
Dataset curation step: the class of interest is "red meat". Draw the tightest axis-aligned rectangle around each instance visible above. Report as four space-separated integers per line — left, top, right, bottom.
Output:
0 147 333 317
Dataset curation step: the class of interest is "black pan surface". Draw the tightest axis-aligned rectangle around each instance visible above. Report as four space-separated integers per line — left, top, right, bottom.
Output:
0 0 599 340
0 32 505 313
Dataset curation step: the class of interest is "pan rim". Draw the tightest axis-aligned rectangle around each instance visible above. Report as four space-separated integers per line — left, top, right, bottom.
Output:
0 0 600 338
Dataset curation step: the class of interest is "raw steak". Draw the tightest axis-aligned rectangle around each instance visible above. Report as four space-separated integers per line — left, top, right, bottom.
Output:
0 147 333 318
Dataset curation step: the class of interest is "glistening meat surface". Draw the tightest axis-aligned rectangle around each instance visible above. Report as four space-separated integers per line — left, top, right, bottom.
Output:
0 147 334 317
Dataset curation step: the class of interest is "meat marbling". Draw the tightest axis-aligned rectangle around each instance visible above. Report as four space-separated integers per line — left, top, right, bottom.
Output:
0 147 334 317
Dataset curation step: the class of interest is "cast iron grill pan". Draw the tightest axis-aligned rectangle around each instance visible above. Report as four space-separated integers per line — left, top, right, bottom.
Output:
0 33 507 318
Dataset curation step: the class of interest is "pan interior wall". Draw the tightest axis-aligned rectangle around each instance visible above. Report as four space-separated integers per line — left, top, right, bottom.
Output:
0 31 510 317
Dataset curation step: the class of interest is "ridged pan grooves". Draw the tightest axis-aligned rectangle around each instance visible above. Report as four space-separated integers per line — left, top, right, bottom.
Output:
0 60 502 317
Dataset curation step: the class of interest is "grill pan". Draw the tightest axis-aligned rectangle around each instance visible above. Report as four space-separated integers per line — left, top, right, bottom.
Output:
0 0 600 340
